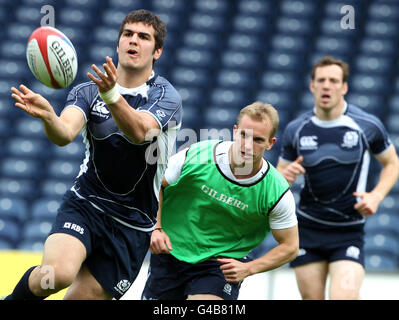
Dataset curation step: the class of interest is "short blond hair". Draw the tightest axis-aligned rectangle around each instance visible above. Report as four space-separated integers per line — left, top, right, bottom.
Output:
237 101 279 138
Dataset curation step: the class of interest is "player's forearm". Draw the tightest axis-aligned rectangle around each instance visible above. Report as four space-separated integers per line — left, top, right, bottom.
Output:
372 159 399 199
41 113 75 146
247 242 299 276
107 97 157 144
155 187 164 229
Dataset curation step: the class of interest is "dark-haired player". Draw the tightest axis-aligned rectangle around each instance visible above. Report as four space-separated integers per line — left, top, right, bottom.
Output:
6 9 182 300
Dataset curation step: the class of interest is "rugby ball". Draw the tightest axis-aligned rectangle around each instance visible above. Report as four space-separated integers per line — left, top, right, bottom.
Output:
26 26 78 89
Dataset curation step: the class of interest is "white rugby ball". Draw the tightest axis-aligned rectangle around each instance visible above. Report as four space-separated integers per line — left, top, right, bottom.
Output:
26 26 78 89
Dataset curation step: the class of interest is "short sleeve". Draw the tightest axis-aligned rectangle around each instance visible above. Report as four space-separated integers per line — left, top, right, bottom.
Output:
269 190 297 229
62 83 94 122
139 84 182 132
363 116 392 156
164 148 189 185
279 122 299 162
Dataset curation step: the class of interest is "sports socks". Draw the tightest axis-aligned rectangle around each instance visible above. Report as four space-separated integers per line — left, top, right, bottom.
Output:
4 266 48 300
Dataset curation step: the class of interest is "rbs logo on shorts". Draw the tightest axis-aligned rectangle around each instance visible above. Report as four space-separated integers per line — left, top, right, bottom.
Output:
63 222 84 235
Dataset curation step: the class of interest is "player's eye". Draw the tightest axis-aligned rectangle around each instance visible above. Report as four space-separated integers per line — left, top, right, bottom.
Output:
139 33 150 40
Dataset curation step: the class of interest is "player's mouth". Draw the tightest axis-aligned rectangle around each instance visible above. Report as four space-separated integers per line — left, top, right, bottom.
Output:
127 49 139 58
240 151 253 159
321 94 331 103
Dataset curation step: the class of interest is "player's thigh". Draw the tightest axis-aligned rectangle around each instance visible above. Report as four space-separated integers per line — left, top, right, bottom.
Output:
294 261 329 300
328 260 364 300
42 233 86 275
187 294 223 300
63 264 112 300
42 233 87 265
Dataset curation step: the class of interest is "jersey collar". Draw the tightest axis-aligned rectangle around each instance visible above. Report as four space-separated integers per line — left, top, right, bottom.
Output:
116 71 156 96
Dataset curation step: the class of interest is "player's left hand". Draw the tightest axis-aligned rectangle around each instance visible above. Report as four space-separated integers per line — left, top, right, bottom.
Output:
87 56 117 93
217 258 250 283
353 191 383 216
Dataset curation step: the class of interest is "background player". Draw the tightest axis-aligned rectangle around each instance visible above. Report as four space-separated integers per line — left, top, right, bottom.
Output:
5 9 182 300
142 102 298 300
277 56 399 300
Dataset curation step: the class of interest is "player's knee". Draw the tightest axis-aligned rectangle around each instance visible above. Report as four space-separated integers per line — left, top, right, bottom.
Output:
330 290 360 300
33 263 76 293
52 264 77 290
300 290 325 300
29 265 72 296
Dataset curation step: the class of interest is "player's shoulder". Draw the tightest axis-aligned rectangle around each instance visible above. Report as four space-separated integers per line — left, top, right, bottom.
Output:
68 80 98 96
267 160 290 188
66 80 98 105
151 74 181 100
346 103 378 119
284 109 313 132
345 103 385 128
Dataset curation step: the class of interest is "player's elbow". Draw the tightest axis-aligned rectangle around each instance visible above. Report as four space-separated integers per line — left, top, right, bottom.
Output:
289 243 300 261
129 126 161 144
284 240 299 262
48 135 73 147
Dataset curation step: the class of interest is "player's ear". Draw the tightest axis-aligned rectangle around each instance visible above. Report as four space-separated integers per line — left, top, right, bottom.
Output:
266 137 277 150
309 80 315 93
153 47 163 61
342 81 348 95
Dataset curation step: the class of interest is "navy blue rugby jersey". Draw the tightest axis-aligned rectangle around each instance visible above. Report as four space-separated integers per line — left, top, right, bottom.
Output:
62 72 182 231
280 102 391 227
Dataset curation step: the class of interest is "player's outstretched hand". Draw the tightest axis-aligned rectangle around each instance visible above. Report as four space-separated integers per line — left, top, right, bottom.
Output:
87 56 117 93
217 258 251 283
150 229 173 254
11 84 54 120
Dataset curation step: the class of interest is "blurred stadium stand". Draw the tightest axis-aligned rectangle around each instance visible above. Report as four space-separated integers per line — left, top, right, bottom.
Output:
0 0 398 272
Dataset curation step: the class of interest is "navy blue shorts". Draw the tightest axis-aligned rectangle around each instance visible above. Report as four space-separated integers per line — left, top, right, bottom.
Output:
49 190 150 299
141 253 249 300
290 216 365 268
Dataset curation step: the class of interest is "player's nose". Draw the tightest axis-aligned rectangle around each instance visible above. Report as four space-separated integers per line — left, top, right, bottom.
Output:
130 33 139 44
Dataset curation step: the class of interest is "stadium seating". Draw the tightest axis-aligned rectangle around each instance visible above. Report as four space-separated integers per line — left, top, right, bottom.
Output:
31 198 61 222
365 213 399 238
0 157 42 181
365 253 398 272
21 220 53 243
0 0 398 273
46 160 81 181
364 233 399 257
0 178 37 201
51 141 86 161
0 217 21 245
14 118 47 139
0 196 28 224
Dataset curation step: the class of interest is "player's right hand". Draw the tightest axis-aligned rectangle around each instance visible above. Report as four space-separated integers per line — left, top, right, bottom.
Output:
11 84 54 120
282 156 305 183
150 228 173 254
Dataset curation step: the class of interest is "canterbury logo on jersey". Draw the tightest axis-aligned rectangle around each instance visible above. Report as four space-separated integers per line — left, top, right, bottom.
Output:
91 100 110 118
201 184 249 211
300 136 318 150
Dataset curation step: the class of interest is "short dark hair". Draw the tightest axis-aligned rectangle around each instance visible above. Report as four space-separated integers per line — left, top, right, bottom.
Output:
118 9 167 52
311 56 350 83
237 101 279 139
